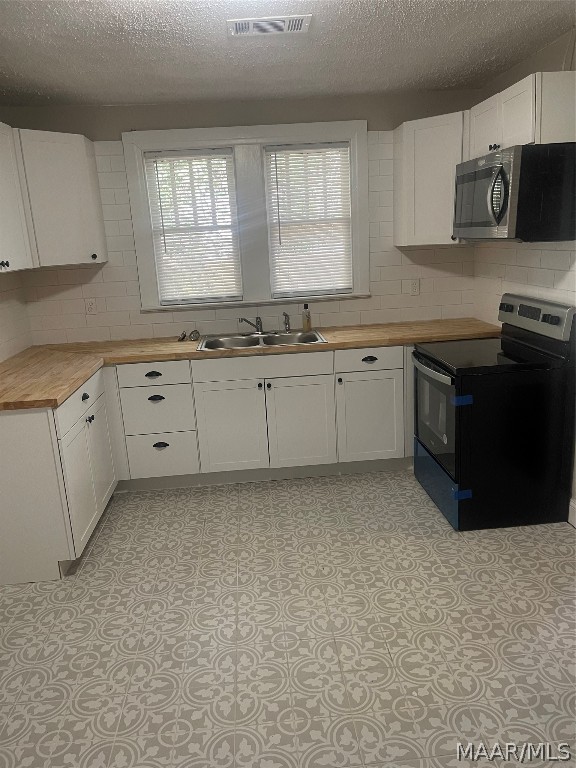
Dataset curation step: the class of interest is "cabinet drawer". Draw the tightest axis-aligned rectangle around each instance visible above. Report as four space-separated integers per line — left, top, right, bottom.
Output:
120 384 196 436
335 346 403 373
126 431 199 479
117 360 191 388
55 370 104 437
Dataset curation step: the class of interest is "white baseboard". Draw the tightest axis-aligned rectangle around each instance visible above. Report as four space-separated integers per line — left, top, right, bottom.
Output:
569 498 576 528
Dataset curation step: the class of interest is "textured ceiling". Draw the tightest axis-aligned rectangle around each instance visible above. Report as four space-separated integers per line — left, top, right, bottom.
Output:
0 0 574 105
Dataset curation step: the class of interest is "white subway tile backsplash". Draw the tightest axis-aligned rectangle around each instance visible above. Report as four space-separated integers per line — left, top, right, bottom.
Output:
14 133 480 349
98 171 128 189
82 281 127 298
86 311 131 327
0 274 31 361
114 189 130 205
526 268 555 288
66 327 111 342
109 155 126 172
473 241 576 323
105 236 135 253
96 156 112 173
101 265 138 282
540 250 574 271
94 141 124 156
102 204 131 221
110 324 153 340
105 295 141 312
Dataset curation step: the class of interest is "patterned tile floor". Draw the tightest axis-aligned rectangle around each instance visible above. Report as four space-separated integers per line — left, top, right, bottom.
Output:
0 469 575 768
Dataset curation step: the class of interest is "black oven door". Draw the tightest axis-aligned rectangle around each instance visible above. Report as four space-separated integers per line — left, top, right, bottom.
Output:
413 351 457 480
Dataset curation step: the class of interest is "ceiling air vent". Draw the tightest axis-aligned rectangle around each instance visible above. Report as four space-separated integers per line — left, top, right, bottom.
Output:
227 15 312 36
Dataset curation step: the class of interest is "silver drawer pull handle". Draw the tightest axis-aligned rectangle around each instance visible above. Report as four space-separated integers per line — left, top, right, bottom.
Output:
362 355 378 364
148 394 165 402
145 371 162 378
153 441 169 449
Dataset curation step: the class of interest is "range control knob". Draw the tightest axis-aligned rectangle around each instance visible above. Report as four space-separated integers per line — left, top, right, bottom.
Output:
499 302 514 313
541 314 560 326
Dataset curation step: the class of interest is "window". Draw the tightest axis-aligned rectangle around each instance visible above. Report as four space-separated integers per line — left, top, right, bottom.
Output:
145 149 242 304
265 143 353 299
124 122 368 310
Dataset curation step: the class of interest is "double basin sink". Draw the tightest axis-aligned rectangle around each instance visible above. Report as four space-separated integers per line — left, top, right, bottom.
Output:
197 330 328 351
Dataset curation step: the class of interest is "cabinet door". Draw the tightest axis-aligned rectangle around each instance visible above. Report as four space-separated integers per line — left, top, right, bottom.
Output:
18 130 107 266
195 379 269 473
336 370 404 462
79 137 108 264
266 375 337 468
499 74 535 148
400 112 463 246
0 123 32 272
59 417 98 557
87 395 116 515
469 95 500 158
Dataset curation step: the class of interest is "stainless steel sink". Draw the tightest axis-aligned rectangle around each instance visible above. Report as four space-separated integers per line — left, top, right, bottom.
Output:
200 335 262 350
262 331 326 346
197 329 327 351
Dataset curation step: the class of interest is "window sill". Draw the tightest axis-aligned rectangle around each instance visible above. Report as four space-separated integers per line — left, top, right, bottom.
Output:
141 294 371 312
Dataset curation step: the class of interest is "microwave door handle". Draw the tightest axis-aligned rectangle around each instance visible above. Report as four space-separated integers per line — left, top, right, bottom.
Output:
486 165 505 225
412 355 454 387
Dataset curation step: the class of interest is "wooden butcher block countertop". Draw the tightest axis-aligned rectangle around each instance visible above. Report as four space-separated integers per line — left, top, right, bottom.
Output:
0 318 500 411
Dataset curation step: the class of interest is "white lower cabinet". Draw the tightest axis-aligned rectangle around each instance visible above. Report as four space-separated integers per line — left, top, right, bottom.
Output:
195 374 339 473
336 369 404 462
59 393 116 557
87 395 116 512
59 417 97 555
116 362 199 479
120 383 196 436
195 379 269 473
126 431 200 479
266 375 337 468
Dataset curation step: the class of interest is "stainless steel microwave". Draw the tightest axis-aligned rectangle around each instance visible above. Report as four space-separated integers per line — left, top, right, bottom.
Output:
453 142 575 241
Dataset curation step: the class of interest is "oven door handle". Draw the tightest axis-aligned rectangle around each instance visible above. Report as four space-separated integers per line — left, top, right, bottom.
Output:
412 354 454 386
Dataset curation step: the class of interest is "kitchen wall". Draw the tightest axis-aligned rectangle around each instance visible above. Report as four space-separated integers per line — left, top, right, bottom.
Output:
473 242 576 323
0 91 479 141
22 132 475 344
479 27 575 98
0 272 31 362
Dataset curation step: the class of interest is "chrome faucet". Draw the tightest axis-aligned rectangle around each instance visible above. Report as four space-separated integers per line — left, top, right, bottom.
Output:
239 316 263 334
282 312 291 332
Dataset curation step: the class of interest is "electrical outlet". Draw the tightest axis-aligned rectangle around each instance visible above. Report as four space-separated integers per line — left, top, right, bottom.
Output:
410 279 420 296
85 298 97 315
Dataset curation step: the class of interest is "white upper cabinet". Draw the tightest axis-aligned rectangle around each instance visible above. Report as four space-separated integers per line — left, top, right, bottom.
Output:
470 75 535 158
537 71 576 144
468 72 576 159
0 122 33 272
468 95 500 160
393 112 464 247
499 76 536 148
17 129 107 267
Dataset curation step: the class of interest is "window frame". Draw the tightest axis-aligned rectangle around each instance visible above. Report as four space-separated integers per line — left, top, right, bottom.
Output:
123 121 369 311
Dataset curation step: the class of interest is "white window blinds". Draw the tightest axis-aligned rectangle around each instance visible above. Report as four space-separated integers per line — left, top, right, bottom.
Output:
144 149 242 305
265 142 353 299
